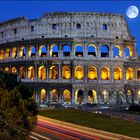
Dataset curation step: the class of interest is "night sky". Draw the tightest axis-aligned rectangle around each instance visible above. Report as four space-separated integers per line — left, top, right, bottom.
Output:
0 1 139 55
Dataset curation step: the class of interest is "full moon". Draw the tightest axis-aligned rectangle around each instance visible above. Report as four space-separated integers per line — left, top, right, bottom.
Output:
126 6 139 18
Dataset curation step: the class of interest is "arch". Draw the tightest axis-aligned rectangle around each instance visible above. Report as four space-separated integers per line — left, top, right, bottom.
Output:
75 66 84 80
102 90 109 104
114 67 123 80
125 45 133 58
63 89 71 103
49 66 58 79
12 47 17 59
126 68 134 80
75 90 84 104
100 45 109 57
40 89 47 102
11 67 17 74
116 91 125 104
75 44 83 57
63 45 71 57
101 67 110 80
62 66 71 79
113 45 122 58
39 45 47 57
87 44 96 56
127 90 134 104
19 46 26 58
50 89 58 102
5 67 9 73
19 67 25 79
28 66 35 79
38 66 46 79
5 48 10 59
28 46 36 58
0 49 4 60
88 66 97 80
88 90 97 104
50 44 58 57
137 68 140 80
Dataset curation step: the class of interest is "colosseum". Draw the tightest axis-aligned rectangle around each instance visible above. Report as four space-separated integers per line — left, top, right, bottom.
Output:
0 12 140 106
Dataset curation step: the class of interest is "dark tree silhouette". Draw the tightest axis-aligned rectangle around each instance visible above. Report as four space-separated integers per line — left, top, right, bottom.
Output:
0 72 38 140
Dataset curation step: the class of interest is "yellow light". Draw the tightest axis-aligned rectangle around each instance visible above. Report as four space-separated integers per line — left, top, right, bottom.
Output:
126 68 134 80
50 66 58 79
38 66 46 79
101 67 110 80
41 89 46 101
88 67 97 80
114 67 123 80
63 89 71 102
62 66 71 79
75 66 84 80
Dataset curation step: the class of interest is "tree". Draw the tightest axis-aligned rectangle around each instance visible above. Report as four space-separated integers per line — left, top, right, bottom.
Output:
0 72 38 140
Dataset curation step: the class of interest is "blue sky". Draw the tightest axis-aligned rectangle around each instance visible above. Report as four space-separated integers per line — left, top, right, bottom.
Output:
0 1 140 55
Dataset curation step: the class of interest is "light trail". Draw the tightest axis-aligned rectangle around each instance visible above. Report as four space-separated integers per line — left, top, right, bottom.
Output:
31 132 51 140
29 135 39 140
38 120 102 140
37 125 80 140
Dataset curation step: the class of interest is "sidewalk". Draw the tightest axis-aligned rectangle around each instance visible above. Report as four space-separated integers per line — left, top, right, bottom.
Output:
38 115 139 140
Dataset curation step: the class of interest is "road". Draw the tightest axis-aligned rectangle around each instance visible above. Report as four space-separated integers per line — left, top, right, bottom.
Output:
28 116 138 140
28 119 104 140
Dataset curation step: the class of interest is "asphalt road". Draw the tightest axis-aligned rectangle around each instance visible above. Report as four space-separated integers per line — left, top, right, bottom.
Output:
28 114 139 140
28 118 109 140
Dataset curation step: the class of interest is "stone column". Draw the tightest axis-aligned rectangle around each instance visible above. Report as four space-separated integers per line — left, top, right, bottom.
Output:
17 46 20 59
135 66 137 80
59 44 62 58
122 45 126 60
36 87 40 104
84 91 88 104
111 66 114 83
110 44 114 59
83 43 87 59
47 44 50 58
84 66 88 83
58 88 62 104
46 89 49 103
59 63 61 79
123 67 126 82
46 65 49 80
47 88 51 104
10 48 12 59
71 87 75 105
98 65 101 83
35 61 38 80
25 46 28 59
71 43 75 58
97 44 100 60
97 90 102 104
36 45 39 58
25 66 28 79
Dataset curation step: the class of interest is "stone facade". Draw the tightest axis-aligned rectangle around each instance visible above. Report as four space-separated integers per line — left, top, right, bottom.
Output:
0 12 140 106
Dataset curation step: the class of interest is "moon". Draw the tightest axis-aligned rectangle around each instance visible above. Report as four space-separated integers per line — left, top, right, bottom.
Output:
126 6 139 18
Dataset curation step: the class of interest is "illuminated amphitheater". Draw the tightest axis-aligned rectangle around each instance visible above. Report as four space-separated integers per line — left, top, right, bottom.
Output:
0 12 140 106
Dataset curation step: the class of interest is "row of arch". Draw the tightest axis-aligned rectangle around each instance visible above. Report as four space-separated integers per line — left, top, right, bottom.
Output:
3 65 139 81
39 89 140 104
0 44 134 59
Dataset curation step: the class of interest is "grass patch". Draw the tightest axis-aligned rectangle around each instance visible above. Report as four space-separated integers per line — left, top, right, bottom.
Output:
39 109 140 138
